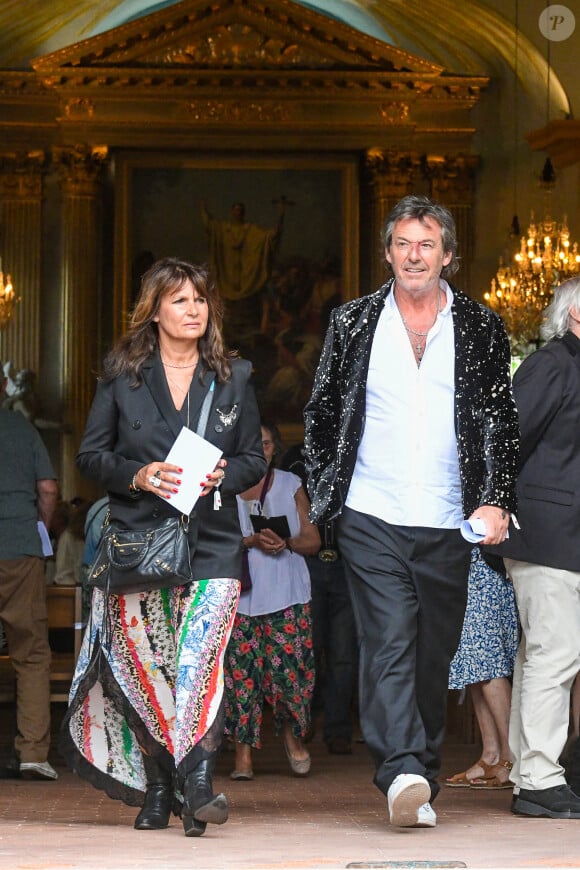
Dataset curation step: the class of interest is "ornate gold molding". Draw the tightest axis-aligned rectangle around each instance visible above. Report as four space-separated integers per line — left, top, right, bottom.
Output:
0 72 48 97
421 153 478 201
52 144 109 194
149 22 333 69
364 148 421 191
0 150 46 198
32 0 443 75
187 98 291 122
379 103 410 125
62 97 96 120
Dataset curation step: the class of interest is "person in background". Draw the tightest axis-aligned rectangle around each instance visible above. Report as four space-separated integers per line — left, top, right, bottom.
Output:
60 258 266 836
445 549 519 790
304 195 519 829
52 499 91 586
0 366 59 780
225 421 320 780
281 441 357 756
78 495 109 620
493 277 580 819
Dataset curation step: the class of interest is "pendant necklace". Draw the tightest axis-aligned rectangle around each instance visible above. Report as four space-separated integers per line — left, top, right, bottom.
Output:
396 292 442 363
165 372 193 427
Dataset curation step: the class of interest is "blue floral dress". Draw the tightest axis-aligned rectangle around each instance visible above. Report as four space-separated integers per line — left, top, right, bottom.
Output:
448 548 519 689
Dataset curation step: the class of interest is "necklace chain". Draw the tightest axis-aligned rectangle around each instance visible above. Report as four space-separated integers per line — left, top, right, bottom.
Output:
398 295 441 337
165 372 192 428
395 289 443 364
161 356 199 369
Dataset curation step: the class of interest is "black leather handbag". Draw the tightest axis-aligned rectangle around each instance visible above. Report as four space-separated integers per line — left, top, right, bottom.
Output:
87 515 192 595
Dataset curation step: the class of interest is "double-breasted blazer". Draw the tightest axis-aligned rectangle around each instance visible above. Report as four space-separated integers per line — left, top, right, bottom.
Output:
304 278 520 524
491 331 580 571
77 349 266 582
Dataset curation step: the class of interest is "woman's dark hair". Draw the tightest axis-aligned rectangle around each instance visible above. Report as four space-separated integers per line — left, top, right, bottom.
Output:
261 418 283 467
103 258 235 385
380 194 460 279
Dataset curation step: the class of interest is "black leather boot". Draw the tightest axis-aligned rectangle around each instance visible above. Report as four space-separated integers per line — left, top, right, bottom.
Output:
182 756 228 837
134 755 174 831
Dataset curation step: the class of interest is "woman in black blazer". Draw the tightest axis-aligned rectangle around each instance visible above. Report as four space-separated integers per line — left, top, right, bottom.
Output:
60 258 266 837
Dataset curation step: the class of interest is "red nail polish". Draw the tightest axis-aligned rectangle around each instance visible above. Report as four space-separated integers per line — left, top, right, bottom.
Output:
166 494 171 500
176 480 182 485
206 474 212 479
173 488 178 493
178 468 183 473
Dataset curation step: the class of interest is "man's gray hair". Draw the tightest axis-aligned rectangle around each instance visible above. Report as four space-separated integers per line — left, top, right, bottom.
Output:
540 276 580 342
381 194 460 279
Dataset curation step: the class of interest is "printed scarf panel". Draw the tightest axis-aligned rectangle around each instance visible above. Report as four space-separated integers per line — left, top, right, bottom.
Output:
66 578 239 798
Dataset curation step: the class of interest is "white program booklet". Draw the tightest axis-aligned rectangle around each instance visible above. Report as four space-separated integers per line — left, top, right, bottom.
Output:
163 426 223 515
37 521 53 557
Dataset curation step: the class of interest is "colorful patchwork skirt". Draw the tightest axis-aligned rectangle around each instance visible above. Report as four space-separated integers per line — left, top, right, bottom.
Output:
60 578 239 808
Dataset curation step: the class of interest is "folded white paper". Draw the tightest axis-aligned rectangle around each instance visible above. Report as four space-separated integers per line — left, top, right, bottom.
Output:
37 520 53 557
163 426 223 515
460 517 510 543
460 517 487 543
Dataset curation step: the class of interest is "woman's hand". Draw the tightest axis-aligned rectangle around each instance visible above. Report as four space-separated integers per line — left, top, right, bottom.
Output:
254 529 287 556
134 462 183 500
199 458 228 497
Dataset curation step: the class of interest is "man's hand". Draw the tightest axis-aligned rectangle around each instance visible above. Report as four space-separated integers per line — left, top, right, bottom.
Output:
467 505 510 545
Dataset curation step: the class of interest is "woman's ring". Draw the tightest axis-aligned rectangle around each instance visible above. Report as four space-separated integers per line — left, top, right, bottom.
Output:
149 475 161 488
154 470 162 478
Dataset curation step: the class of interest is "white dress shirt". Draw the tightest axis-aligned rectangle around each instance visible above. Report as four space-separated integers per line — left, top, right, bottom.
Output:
345 283 463 529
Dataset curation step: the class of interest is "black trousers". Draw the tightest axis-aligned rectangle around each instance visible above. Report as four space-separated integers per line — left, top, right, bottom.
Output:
337 507 471 802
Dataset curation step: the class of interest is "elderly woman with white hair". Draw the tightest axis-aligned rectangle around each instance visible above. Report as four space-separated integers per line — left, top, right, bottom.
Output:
492 276 580 819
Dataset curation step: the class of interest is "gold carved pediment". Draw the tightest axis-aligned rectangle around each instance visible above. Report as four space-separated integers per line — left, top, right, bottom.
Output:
145 22 335 69
32 0 443 74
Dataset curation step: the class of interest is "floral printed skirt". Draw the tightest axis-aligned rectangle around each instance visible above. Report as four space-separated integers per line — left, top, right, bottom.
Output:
449 549 520 690
224 602 315 747
60 579 239 808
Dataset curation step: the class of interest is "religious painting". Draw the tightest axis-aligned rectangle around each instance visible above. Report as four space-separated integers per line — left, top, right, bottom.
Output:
115 154 359 427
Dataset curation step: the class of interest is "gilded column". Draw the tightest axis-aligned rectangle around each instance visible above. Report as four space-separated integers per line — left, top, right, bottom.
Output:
0 151 45 371
54 144 108 499
422 154 479 294
363 149 420 291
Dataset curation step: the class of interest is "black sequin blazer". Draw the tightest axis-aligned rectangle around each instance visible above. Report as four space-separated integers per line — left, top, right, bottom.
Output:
304 279 519 524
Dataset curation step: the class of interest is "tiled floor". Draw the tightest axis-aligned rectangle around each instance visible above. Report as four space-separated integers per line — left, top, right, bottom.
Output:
1 703 579 870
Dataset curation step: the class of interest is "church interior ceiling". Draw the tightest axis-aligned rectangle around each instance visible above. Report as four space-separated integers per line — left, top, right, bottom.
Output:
0 0 568 121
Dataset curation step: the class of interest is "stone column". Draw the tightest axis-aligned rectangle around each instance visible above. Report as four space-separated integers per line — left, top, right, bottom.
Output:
0 150 45 371
363 149 421 291
422 154 479 294
53 144 108 499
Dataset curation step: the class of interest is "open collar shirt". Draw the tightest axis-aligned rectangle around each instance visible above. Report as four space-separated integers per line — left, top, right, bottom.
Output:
345 282 463 529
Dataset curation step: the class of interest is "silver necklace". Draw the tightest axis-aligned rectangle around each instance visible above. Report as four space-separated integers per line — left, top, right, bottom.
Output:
165 373 193 427
161 356 199 369
396 291 442 362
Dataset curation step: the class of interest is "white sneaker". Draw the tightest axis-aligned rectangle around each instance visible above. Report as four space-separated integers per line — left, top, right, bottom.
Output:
19 761 59 780
387 773 431 827
416 802 437 827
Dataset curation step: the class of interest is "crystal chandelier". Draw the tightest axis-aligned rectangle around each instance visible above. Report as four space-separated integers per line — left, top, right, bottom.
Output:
0 259 17 330
484 159 580 356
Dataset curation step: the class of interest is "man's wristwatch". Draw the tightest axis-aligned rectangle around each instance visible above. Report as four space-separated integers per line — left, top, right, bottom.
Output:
129 473 141 494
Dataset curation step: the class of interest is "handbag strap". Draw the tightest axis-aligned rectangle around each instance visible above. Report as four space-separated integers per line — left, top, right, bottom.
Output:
257 467 273 509
196 377 215 438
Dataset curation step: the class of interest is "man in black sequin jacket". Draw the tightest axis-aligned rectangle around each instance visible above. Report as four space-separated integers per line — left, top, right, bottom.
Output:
304 195 519 829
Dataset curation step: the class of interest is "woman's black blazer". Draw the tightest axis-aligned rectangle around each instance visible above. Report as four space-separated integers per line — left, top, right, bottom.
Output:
77 350 266 582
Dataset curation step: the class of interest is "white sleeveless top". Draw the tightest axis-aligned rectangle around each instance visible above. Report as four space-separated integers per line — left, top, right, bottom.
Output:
236 469 311 617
